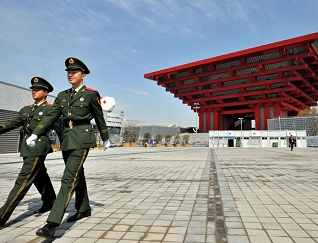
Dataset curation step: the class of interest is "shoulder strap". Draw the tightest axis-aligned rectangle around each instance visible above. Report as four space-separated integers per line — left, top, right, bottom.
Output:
86 87 97 92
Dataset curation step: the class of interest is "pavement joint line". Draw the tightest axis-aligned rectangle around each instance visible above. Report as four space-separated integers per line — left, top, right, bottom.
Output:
210 149 228 243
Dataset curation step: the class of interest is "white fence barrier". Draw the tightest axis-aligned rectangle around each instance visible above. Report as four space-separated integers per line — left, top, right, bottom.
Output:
307 136 318 147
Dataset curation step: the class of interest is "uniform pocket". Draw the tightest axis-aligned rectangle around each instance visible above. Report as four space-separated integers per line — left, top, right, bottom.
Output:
74 102 89 116
78 125 95 145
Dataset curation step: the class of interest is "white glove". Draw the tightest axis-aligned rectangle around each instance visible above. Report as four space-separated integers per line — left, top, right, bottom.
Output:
103 140 110 151
26 134 38 147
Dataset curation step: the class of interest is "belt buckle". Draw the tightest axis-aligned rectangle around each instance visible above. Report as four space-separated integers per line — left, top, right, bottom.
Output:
69 120 73 129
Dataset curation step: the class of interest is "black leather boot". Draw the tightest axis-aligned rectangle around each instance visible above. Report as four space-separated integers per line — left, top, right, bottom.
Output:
67 209 91 222
36 223 56 238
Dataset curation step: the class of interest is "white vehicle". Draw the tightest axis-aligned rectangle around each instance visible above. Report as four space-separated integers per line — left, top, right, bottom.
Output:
110 141 122 147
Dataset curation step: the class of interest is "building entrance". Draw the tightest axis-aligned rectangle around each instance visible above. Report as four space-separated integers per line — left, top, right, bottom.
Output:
228 139 234 147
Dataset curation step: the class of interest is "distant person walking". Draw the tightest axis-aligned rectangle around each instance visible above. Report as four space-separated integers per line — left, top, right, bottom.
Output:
26 57 110 238
289 135 296 151
0 77 56 227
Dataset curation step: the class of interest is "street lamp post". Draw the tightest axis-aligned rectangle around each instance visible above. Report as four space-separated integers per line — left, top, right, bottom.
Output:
238 118 243 148
193 102 200 146
278 115 281 147
120 111 124 137
152 125 154 147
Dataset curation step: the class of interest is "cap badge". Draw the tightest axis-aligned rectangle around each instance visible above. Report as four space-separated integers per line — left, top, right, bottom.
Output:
34 78 38 82
69 58 74 64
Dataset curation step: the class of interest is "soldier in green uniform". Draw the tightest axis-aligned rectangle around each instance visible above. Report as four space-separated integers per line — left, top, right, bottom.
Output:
0 77 56 227
27 57 110 238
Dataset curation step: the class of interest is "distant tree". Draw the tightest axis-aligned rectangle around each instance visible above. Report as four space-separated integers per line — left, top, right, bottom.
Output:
165 134 172 144
143 132 151 142
174 135 181 144
313 120 318 136
155 134 163 144
130 131 139 143
182 134 190 145
298 107 318 117
122 130 130 143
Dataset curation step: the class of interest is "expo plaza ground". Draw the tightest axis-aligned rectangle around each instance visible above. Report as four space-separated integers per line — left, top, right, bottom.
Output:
0 146 317 243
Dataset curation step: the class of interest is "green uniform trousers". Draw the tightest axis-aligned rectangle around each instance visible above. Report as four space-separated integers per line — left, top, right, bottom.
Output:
47 148 90 225
0 155 56 223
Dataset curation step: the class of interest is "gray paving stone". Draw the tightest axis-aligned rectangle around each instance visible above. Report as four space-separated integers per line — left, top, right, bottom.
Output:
0 147 317 242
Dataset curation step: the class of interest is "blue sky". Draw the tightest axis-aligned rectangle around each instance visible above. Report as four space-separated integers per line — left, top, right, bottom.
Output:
1 0 318 127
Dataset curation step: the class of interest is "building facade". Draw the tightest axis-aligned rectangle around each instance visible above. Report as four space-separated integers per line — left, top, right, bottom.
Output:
209 130 307 148
145 32 318 132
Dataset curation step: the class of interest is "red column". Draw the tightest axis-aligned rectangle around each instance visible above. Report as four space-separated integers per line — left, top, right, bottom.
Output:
254 107 261 130
202 110 213 132
204 111 211 132
273 103 282 118
254 103 284 130
198 111 203 132
271 102 286 119
198 111 204 132
212 110 219 130
263 105 271 130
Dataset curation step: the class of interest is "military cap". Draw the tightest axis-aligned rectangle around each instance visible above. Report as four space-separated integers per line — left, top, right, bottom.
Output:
65 57 90 74
30 77 53 92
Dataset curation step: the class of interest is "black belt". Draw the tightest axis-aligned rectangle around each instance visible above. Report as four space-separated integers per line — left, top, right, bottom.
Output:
23 129 31 135
22 129 32 137
64 120 91 128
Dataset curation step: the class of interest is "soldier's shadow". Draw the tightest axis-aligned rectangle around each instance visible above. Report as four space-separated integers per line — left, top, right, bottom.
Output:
3 198 105 242
4 198 41 226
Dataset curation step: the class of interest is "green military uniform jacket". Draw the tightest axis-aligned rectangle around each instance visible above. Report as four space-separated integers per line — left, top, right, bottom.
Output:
32 85 109 151
0 101 53 157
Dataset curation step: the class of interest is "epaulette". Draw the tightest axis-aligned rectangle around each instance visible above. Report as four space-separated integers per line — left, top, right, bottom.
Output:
62 88 72 93
45 103 53 107
86 87 97 92
24 104 32 108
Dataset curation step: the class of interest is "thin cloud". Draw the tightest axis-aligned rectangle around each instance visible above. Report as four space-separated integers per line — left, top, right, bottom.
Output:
103 0 258 39
132 90 150 96
125 88 150 97
103 0 200 37
109 83 150 96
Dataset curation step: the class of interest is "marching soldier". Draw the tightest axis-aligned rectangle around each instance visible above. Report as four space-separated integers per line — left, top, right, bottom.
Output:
27 57 110 238
0 77 56 227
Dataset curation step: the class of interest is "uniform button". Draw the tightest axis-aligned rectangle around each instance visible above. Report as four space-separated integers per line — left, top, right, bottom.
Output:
27 124 30 127
86 129 88 132
69 113 72 116
38 139 41 142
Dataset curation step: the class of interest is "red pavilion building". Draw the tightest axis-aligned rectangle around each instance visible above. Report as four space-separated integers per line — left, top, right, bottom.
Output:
144 32 318 132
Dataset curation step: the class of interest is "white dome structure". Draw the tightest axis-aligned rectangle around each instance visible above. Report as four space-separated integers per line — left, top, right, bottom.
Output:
100 96 116 112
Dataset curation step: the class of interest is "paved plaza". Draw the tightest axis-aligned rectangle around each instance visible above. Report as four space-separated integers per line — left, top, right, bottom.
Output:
0 146 317 243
